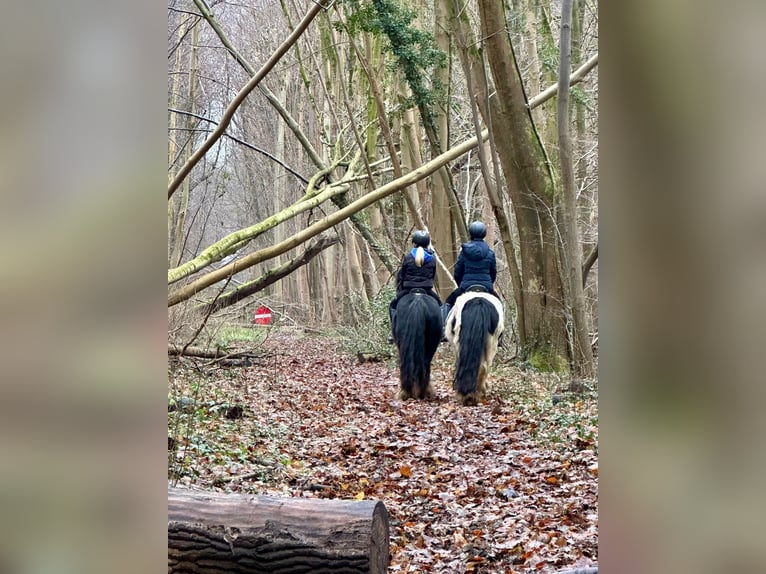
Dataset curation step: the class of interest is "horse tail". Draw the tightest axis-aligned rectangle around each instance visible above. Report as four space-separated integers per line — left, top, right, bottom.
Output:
395 293 442 399
454 298 499 399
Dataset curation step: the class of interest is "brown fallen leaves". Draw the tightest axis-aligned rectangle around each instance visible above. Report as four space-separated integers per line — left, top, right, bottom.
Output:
168 329 598 572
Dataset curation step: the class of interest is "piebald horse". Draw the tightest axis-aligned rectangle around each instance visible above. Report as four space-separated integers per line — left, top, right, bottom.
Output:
445 291 504 405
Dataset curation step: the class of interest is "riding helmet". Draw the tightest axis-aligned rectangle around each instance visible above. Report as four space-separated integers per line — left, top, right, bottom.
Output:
468 221 487 240
412 230 430 247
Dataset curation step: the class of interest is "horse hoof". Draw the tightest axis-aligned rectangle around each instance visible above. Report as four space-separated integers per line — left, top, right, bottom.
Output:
399 389 411 401
460 393 479 406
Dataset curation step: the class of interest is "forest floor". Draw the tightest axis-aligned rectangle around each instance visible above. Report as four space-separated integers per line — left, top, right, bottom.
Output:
168 327 598 573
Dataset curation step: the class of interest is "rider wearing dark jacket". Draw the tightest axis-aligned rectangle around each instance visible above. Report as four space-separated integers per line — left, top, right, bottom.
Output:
388 230 442 342
444 221 499 310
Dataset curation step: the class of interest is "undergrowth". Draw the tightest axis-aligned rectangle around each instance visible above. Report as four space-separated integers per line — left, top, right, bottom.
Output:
333 287 396 359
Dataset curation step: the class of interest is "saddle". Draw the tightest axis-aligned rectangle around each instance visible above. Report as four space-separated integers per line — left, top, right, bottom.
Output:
409 287 428 295
466 285 488 293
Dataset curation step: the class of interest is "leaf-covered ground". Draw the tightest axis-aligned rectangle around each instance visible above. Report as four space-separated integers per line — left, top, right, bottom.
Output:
168 328 598 573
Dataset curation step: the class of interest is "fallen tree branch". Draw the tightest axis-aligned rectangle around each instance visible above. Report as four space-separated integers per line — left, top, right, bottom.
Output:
527 53 598 109
168 344 254 359
168 129 490 307
198 234 340 314
168 171 353 284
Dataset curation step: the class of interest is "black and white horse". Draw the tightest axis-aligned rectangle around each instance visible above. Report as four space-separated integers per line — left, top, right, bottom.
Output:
392 289 443 400
445 291 504 405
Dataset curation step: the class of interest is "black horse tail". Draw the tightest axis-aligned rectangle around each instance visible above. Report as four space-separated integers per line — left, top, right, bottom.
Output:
454 298 499 397
395 292 442 399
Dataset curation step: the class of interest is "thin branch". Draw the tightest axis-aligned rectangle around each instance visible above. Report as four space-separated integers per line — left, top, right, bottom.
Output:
168 107 309 184
179 274 232 357
168 7 203 17
582 242 598 287
168 0 330 199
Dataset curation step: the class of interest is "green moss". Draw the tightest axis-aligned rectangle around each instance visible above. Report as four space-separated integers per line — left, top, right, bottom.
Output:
528 348 569 373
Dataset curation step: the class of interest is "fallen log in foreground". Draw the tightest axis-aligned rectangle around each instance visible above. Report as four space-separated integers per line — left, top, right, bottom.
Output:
168 488 390 574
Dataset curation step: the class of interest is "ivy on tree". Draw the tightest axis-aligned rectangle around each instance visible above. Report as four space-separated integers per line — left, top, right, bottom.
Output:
340 0 447 130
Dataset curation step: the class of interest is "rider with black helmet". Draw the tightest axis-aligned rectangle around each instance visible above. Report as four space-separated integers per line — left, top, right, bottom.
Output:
441 221 499 325
387 230 442 343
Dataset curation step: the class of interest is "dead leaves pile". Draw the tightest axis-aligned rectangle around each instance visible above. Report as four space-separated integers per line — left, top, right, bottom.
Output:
168 329 597 572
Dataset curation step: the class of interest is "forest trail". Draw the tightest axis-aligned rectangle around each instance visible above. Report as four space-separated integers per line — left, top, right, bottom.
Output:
168 329 598 572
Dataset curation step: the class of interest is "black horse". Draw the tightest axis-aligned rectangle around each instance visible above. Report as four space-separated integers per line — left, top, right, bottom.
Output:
392 289 443 400
444 291 504 405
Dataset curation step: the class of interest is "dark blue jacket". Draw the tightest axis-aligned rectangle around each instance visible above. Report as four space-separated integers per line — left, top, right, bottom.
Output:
454 240 496 292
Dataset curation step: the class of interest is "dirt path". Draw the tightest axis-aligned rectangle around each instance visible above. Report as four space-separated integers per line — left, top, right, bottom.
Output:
168 330 598 572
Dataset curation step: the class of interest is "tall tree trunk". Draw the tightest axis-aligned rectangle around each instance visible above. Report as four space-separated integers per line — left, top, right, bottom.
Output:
538 1 558 148
269 77 290 301
523 0 543 128
430 0 458 300
345 223 368 304
167 10 188 266
557 0 593 376
449 0 526 345
170 18 199 268
477 0 570 371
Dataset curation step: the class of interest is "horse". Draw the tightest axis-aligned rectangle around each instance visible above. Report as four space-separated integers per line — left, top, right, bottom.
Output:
392 288 443 400
444 290 504 405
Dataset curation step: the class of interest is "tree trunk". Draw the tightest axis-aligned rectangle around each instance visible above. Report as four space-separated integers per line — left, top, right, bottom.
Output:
270 76 291 301
168 488 390 574
556 0 594 377
477 0 570 371
449 0 526 345
430 0 458 300
170 17 199 268
344 223 368 304
523 0 543 128
167 10 187 266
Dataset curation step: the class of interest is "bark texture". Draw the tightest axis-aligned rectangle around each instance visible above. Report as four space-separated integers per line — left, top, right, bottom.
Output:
168 488 390 574
477 0 569 370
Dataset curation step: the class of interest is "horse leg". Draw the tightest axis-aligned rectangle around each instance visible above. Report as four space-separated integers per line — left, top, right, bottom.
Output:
423 366 435 400
477 363 488 400
399 360 413 401
440 304 452 342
